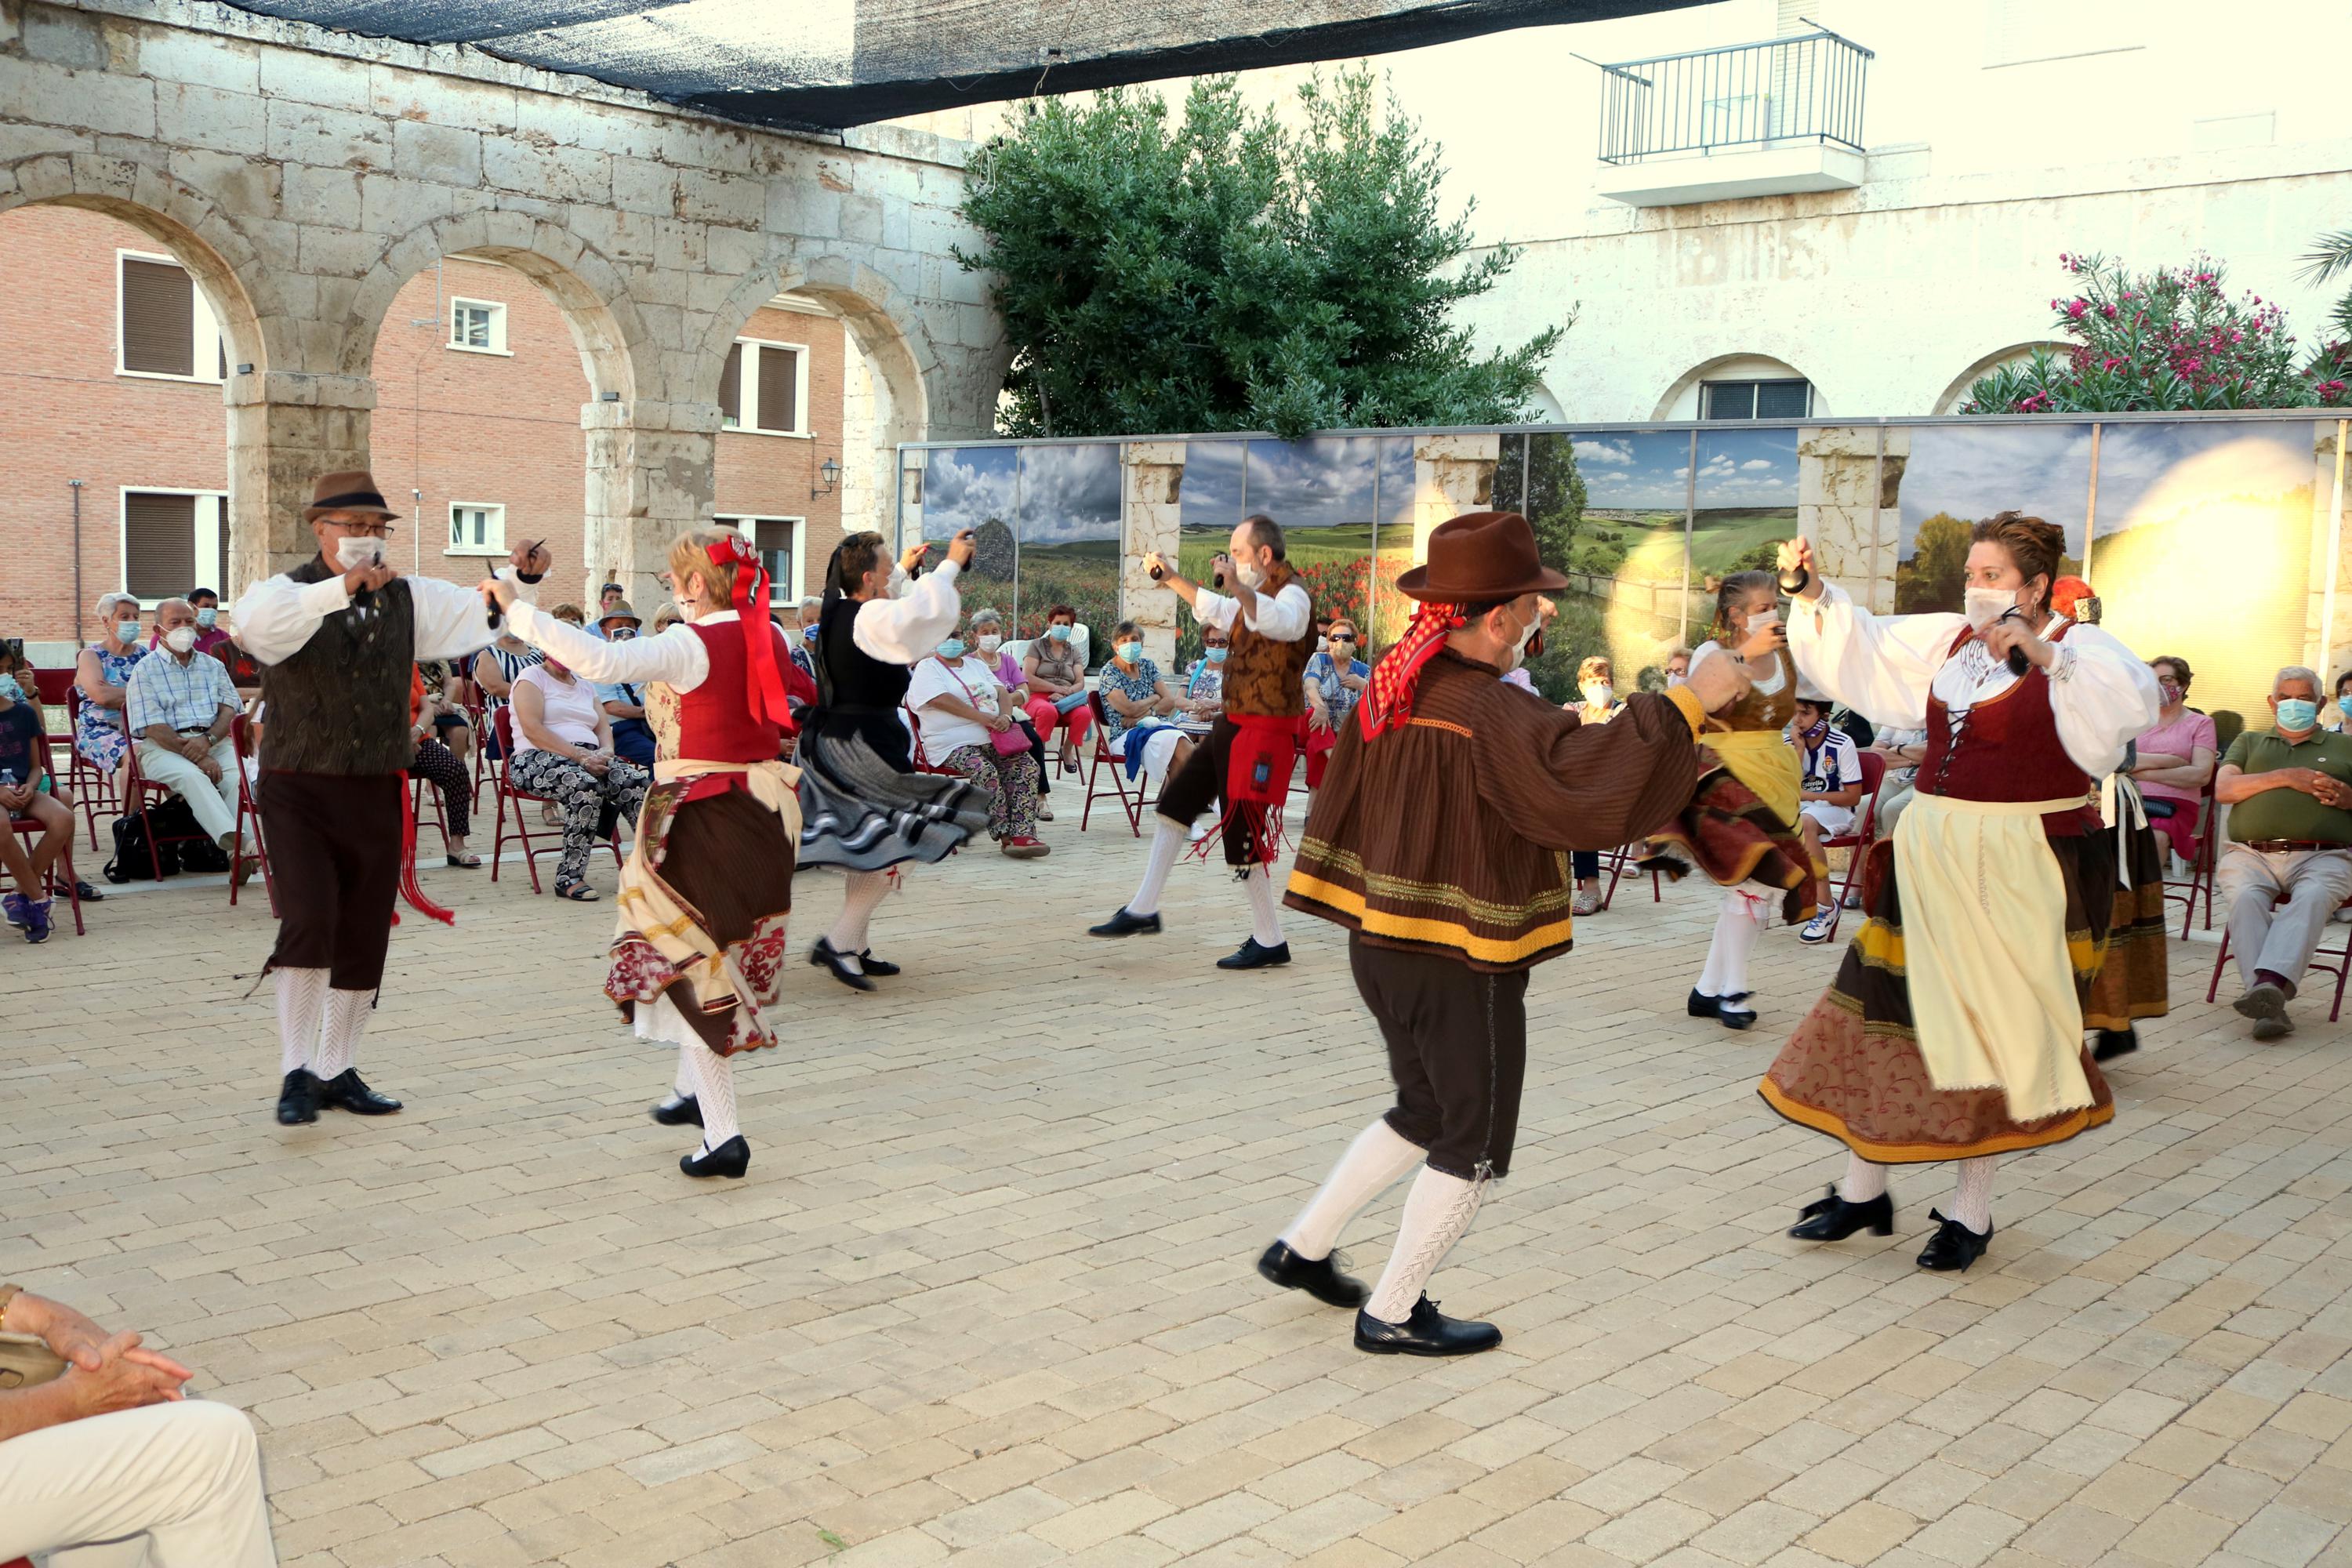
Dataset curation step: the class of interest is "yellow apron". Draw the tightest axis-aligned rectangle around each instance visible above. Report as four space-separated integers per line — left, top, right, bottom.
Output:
1705 728 1802 827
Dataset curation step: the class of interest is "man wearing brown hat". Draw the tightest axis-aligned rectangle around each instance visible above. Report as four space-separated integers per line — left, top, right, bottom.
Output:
1261 511 1749 1356
233 471 551 1127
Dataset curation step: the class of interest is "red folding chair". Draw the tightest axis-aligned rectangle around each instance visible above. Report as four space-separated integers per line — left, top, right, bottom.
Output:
902 705 960 776
489 706 622 894
1079 692 1144 837
2162 775 2220 938
229 713 277 914
2205 891 2352 1023
1598 844 1662 911
1812 749 1889 940
122 742 216 884
36 670 118 851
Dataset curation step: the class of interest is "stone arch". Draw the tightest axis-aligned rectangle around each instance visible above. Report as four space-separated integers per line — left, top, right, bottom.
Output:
1933 341 2070 414
1650 350 1828 422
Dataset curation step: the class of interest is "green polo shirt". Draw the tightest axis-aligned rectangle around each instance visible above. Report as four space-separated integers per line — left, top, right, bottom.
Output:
2222 728 2352 844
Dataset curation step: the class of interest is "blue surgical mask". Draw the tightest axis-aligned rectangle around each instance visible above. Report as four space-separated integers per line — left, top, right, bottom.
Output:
1205 647 1228 664
2278 698 2321 732
1116 641 1142 664
1048 624 1072 641
803 624 818 642
195 607 217 629
2339 695 2352 718
0 675 20 704
937 638 967 661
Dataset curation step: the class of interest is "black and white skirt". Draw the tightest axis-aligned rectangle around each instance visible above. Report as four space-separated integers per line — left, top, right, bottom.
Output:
796 715 988 873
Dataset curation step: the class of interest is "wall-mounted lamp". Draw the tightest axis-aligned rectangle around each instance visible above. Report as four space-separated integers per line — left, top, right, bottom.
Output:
812 457 840 499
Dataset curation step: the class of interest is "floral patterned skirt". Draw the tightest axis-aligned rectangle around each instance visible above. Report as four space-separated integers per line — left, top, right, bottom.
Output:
605 784 794 1057
1759 830 2116 1163
2083 818 2169 1032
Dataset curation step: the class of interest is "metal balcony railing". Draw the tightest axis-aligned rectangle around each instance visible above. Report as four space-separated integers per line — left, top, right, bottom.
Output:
1595 29 1872 165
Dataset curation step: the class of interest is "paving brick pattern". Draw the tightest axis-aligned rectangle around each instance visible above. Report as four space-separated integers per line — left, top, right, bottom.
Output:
5 826 2349 1567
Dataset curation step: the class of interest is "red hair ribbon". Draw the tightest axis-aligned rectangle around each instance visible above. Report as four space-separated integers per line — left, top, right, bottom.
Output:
706 535 797 734
2051 576 2095 620
1359 601 1470 741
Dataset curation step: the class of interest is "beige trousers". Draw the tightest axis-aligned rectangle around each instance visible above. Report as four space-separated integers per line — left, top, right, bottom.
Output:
132 736 239 845
0 1399 277 1566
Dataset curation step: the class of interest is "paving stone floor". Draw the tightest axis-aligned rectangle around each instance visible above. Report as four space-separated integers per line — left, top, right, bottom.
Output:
3 817 2349 1568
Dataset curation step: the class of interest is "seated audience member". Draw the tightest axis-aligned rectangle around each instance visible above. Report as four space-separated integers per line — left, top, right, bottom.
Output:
907 623 1050 858
580 582 626 641
2132 654 2219 867
165 587 234 659
408 667 480 869
0 655 77 941
1562 655 1626 913
510 653 648 900
1304 618 1370 788
785 595 822 683
0 1283 278 1566
1021 604 1094 773
1097 620 1175 745
1663 646 1692 687
1791 690 1862 942
470 629 544 754
2212 666 2352 1041
74 592 149 797
968 605 1054 815
416 659 473 770
2331 669 2352 732
0 646 102 909
124 598 249 863
590 601 659 767
1179 623 1230 720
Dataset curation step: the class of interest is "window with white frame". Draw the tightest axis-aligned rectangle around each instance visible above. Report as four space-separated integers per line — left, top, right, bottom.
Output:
448 502 506 555
717 338 809 435
448 299 508 354
717 514 804 601
121 489 228 603
117 251 227 383
1703 379 1813 420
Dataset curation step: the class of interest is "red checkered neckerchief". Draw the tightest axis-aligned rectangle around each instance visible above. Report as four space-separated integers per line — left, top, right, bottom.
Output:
1359 601 1471 741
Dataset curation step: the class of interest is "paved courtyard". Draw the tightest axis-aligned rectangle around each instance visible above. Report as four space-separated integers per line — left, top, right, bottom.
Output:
4 816 2350 1568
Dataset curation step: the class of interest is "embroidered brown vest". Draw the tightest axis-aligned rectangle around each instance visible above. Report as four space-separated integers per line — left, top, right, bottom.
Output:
1706 644 1798 734
1225 561 1312 719
257 557 416 775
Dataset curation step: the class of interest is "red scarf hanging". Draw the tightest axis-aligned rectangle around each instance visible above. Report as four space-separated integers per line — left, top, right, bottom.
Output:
706 535 798 735
1359 601 1470 740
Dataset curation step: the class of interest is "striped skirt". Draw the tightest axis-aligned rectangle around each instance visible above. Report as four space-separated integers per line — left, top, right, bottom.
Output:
2083 818 2169 1032
1759 826 2116 1163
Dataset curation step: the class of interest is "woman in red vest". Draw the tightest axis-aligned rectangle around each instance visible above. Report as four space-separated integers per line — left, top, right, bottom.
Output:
489 529 815 1178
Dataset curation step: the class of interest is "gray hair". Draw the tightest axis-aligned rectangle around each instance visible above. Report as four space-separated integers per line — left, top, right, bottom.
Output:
155 597 193 620
95 591 138 620
2276 665 2321 695
797 595 822 616
969 605 1003 630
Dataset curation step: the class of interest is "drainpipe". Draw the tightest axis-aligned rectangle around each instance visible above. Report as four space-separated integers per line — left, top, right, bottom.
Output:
69 479 85 645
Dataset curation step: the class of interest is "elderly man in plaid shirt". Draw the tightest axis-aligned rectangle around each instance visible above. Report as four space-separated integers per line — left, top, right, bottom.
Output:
123 596 247 858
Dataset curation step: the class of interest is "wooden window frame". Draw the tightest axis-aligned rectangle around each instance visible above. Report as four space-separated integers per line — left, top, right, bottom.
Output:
115 249 226 385
720 336 811 439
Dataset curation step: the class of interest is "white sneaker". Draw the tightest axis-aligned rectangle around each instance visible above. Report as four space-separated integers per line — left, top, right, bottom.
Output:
1189 821 1210 844
1798 907 1838 944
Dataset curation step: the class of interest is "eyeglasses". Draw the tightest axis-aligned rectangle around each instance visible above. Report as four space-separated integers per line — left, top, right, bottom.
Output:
1328 634 1356 644
326 520 394 538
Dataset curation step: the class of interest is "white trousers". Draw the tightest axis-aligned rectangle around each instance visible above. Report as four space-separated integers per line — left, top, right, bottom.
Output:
0 1399 277 1567
132 737 240 845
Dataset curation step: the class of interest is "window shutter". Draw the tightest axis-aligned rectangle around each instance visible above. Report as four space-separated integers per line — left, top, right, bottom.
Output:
719 343 743 424
1756 379 1813 419
124 492 197 599
753 519 792 554
757 345 797 434
122 258 195 376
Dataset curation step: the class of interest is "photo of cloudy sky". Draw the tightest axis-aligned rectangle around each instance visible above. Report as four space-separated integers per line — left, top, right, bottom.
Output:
2093 419 2318 534
920 443 1123 545
922 445 1018 538
1562 430 1690 511
1897 423 2092 562
1181 437 1401 532
1694 428 1799 510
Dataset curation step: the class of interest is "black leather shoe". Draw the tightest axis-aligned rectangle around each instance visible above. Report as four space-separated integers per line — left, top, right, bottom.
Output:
681 1134 750 1178
1788 1184 1894 1241
1353 1296 1501 1357
858 950 901 978
1088 906 1163 938
318 1069 402 1115
1917 1208 1992 1272
275 1069 318 1126
1217 938 1291 971
1717 991 1756 1031
651 1094 702 1127
1257 1241 1369 1308
2092 1028 2139 1062
1687 989 1720 1018
809 936 876 993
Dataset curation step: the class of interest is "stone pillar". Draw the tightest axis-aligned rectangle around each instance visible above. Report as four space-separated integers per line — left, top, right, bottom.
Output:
2310 420 2347 677
226 372 376 596
583 399 720 612
1798 425 1900 613
1410 434 1499 559
1123 441 1185 667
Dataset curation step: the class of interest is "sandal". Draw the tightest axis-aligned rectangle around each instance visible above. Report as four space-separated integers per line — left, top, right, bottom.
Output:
554 880 599 902
446 851 482 869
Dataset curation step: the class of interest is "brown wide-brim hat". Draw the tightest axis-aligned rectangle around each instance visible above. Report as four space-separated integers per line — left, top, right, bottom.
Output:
1393 510 1570 602
303 470 401 524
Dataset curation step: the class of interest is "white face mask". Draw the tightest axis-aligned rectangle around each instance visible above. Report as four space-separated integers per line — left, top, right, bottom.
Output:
1497 606 1540 675
1746 608 1780 633
334 535 385 571
1235 559 1267 591
164 626 198 655
977 633 1002 654
1964 586 2015 632
1667 670 1686 688
1582 681 1615 707
673 597 699 625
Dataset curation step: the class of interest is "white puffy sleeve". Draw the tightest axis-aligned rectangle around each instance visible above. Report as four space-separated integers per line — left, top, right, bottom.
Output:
2047 624 2163 778
852 560 963 666
408 569 538 664
1788 583 1966 731
230 572 349 666
508 602 710 691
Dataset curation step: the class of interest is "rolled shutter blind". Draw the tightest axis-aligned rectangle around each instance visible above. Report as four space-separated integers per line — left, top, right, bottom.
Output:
124 492 196 600
719 342 742 424
757 345 797 433
122 259 194 376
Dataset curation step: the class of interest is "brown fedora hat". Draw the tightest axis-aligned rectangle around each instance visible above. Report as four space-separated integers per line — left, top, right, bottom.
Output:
1393 511 1569 603
303 470 401 524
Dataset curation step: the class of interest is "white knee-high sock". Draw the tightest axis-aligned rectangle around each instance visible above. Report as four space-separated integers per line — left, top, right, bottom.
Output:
1949 1155 1996 1234
1700 889 1762 999
276 967 329 1075
684 1041 740 1147
1243 862 1284 947
314 989 373 1080
1840 1153 1888 1203
1367 1167 1486 1324
1127 818 1186 916
1279 1118 1428 1262
666 1043 695 1102
827 871 892 964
